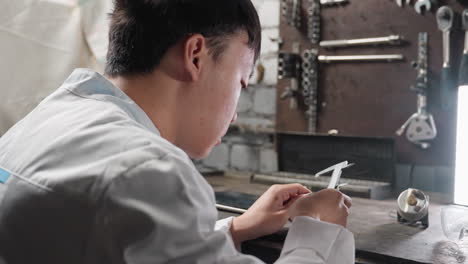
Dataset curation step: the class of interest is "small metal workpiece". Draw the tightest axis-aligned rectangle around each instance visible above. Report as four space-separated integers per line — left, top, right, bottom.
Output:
320 35 404 49
397 188 429 228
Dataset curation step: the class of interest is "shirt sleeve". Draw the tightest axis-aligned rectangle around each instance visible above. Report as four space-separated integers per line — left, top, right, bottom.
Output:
278 216 355 264
215 217 235 232
95 155 354 264
215 216 355 264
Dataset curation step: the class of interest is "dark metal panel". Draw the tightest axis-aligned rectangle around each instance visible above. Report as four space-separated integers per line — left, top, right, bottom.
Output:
277 133 396 183
276 0 466 166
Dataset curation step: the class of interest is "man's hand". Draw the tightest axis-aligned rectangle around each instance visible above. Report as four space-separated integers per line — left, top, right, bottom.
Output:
230 184 310 248
229 187 352 248
290 189 352 227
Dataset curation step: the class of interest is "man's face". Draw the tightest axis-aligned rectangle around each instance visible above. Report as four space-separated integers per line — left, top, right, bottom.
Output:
183 32 255 159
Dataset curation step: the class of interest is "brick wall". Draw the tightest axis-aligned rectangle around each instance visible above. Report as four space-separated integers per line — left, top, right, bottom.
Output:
196 0 280 174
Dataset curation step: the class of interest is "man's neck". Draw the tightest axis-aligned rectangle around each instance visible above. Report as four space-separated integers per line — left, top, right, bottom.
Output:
107 71 182 144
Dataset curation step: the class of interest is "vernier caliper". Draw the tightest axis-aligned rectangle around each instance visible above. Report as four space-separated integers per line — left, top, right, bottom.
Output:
314 161 354 189
216 161 353 216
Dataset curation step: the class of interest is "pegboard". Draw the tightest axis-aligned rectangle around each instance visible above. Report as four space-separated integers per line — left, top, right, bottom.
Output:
276 0 467 166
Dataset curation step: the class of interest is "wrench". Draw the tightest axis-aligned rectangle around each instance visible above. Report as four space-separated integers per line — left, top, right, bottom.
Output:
321 0 348 5
414 0 432 14
320 35 404 48
459 9 468 85
318 54 404 62
395 0 411 7
436 6 454 110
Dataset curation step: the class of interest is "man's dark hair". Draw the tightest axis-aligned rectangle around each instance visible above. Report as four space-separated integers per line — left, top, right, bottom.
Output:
105 0 262 77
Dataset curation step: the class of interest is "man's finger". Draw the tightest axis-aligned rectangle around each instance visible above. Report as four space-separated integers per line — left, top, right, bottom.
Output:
282 193 306 207
343 193 352 208
276 183 311 196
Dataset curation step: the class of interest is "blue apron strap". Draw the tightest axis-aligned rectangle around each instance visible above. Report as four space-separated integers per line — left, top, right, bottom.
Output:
0 168 11 184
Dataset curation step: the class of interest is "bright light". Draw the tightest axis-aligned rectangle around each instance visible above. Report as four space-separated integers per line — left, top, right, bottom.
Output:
455 85 468 205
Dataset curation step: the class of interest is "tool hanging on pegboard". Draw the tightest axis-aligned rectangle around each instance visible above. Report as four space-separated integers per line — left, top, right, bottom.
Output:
282 0 301 29
302 49 319 132
393 0 439 14
436 5 455 110
459 9 468 85
307 0 321 44
279 43 404 133
276 0 467 165
283 0 350 47
396 32 437 149
320 0 349 6
414 0 437 14
300 49 404 133
320 35 404 49
279 43 302 110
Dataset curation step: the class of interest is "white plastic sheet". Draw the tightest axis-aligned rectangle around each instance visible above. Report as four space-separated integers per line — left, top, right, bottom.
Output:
0 0 112 134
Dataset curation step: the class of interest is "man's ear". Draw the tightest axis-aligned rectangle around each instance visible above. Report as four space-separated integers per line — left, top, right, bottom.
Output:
183 34 207 82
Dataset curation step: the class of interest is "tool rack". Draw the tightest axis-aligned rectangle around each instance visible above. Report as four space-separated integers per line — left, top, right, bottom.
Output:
276 0 467 166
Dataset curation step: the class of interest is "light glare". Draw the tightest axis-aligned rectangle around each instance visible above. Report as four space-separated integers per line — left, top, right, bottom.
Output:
455 86 468 205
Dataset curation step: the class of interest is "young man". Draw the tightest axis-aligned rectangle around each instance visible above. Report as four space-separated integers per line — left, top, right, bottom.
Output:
0 0 354 263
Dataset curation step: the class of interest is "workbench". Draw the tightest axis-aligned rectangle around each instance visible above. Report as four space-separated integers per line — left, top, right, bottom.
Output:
208 175 466 264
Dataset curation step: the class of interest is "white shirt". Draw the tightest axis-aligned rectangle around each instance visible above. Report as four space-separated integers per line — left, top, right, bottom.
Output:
0 69 355 263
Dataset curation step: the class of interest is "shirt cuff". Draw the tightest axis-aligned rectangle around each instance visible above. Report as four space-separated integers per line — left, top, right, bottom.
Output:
281 216 353 260
215 216 234 232
214 217 241 252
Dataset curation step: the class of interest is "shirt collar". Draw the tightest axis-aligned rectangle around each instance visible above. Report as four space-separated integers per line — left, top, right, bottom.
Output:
62 68 160 135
